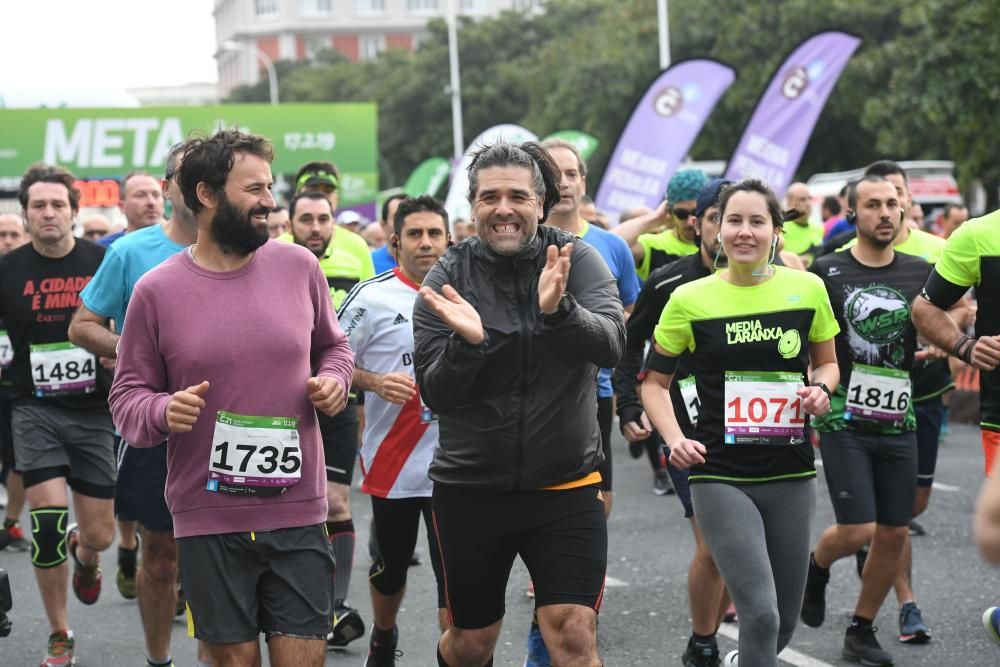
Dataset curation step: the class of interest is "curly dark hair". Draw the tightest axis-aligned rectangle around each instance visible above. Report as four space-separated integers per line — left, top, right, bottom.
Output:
466 142 562 223
177 129 275 214
18 163 80 211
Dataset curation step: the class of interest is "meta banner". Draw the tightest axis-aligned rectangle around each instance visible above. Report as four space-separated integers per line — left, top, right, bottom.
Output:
595 59 735 222
0 104 379 209
724 31 861 197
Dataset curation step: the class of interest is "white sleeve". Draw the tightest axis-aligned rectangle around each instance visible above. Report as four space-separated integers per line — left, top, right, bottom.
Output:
338 286 372 362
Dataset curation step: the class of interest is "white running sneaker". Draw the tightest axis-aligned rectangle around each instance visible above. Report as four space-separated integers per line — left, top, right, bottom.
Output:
722 649 738 666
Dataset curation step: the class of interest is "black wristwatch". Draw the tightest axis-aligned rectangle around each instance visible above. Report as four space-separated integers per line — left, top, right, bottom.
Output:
543 293 573 323
811 382 832 401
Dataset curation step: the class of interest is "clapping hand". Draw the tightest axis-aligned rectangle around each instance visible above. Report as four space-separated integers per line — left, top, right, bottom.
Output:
419 285 485 345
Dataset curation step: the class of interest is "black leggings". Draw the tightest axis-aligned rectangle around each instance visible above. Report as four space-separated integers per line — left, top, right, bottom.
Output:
369 495 445 608
596 397 613 491
0 398 13 484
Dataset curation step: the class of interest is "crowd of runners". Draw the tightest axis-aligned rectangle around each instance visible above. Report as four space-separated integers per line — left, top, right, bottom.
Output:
0 128 998 667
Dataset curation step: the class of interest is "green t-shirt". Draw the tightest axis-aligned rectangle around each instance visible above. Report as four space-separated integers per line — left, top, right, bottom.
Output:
934 210 1000 430
897 228 946 264
653 266 840 484
637 229 698 281
278 228 375 309
840 227 945 265
936 209 1000 288
782 218 825 256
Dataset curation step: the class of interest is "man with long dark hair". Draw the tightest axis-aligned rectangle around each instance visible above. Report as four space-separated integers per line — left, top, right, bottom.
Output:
414 142 625 667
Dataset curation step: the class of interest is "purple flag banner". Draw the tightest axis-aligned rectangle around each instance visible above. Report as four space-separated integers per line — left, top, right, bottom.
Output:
595 59 735 222
724 31 861 197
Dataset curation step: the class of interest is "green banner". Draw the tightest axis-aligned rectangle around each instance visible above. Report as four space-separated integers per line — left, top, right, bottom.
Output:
542 130 600 161
403 157 451 198
0 104 378 207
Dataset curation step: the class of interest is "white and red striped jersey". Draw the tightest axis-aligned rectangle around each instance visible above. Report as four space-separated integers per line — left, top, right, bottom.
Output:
338 268 437 498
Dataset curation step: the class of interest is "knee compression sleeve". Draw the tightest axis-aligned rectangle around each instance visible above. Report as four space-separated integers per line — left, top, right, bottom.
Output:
30 507 69 569
369 554 407 597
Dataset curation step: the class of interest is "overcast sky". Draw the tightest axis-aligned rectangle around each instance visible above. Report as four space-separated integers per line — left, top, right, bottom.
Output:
3 0 218 107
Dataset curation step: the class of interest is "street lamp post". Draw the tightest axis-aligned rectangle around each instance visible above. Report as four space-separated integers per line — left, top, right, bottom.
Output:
657 0 671 70
222 39 279 106
445 0 464 161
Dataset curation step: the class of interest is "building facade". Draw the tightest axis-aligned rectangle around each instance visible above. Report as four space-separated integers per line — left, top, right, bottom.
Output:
214 0 543 98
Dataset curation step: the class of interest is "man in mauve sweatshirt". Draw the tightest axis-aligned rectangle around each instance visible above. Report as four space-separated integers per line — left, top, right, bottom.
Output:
109 129 354 667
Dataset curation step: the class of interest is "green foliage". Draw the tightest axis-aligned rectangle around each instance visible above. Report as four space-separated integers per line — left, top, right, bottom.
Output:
226 0 996 206
863 0 1000 204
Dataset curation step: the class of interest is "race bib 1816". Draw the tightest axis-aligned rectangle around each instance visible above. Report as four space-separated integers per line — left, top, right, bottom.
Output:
207 411 301 497
844 364 910 425
724 370 806 445
29 342 97 397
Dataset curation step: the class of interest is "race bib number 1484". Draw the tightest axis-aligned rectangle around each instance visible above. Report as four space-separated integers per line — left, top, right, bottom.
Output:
29 342 96 396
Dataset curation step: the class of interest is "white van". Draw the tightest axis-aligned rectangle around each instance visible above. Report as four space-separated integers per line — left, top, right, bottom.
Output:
807 160 963 223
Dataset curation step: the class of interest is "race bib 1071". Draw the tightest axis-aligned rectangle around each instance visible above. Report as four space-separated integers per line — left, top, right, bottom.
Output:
724 370 806 445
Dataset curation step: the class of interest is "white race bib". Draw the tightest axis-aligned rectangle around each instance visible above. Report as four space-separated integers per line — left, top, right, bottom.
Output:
678 376 700 426
29 342 96 396
0 330 12 369
723 370 806 445
207 411 301 497
845 364 910 424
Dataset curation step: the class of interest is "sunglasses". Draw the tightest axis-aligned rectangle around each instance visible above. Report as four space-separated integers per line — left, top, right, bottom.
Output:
671 207 695 220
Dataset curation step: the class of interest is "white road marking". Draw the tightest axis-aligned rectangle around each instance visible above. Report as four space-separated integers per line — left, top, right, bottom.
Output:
716 625 837 667
932 481 960 492
604 576 629 588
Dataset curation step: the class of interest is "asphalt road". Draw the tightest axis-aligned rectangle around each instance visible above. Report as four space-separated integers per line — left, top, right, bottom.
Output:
1 423 998 666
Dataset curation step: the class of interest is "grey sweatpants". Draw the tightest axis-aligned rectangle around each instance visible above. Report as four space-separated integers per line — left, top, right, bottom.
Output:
691 478 816 667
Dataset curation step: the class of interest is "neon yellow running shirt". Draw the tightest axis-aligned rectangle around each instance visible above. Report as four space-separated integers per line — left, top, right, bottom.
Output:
654 266 839 484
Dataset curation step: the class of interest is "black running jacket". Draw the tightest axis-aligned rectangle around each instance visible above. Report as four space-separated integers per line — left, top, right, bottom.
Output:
413 225 625 490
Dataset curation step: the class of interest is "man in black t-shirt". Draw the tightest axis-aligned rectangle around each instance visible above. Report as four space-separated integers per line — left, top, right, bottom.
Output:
802 176 933 666
0 211 31 552
0 164 116 667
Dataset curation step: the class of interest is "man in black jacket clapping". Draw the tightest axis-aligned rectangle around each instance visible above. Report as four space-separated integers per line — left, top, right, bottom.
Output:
413 142 624 667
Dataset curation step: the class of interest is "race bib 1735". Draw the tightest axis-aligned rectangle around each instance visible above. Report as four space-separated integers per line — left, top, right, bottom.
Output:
207 411 301 497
